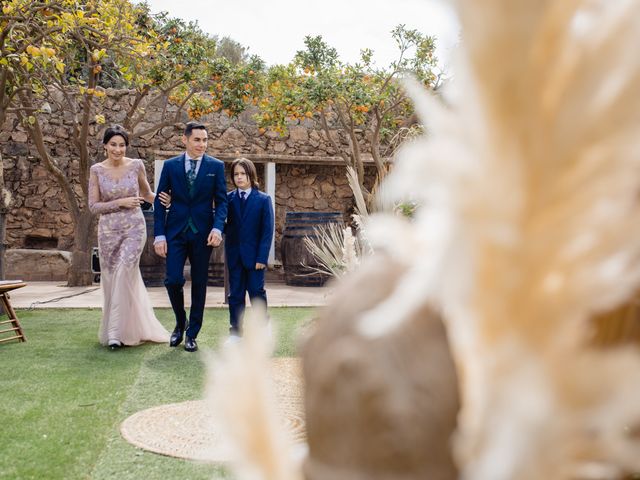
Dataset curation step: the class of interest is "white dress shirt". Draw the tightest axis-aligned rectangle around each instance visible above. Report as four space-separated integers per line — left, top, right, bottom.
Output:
184 154 202 176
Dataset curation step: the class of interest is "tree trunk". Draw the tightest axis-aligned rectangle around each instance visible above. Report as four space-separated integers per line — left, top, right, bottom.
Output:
67 210 95 286
0 152 9 281
0 208 6 281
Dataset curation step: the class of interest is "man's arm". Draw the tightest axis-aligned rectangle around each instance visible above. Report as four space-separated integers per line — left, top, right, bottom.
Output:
211 160 228 233
256 195 274 266
153 160 171 258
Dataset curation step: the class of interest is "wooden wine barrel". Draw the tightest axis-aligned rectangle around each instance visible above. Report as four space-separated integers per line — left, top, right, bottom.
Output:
139 210 166 287
208 241 225 287
280 211 343 286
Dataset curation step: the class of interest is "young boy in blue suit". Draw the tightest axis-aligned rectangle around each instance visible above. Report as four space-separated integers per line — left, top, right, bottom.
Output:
224 157 274 340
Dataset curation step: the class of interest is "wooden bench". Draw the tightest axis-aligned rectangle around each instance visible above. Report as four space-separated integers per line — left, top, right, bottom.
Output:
0 281 27 344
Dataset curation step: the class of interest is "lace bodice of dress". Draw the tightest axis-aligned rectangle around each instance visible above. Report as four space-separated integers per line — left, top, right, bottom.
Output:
89 159 143 215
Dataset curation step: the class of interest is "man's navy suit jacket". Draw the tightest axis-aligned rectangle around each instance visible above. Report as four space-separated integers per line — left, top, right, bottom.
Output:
224 189 274 269
153 153 228 240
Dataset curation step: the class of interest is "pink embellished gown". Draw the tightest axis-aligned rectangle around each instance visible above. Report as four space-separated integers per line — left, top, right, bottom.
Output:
88 159 169 346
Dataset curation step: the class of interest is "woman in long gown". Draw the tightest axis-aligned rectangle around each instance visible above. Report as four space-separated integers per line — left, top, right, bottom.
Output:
88 125 170 349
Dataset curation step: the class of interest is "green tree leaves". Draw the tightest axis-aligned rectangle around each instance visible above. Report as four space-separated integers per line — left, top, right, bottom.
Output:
250 25 441 199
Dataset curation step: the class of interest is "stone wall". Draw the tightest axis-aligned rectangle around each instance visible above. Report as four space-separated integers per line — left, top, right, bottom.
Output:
5 249 71 281
275 163 355 243
1 88 379 262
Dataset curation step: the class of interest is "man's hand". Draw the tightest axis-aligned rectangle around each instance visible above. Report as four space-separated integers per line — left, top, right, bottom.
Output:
207 230 222 247
158 191 171 208
154 240 167 258
255 262 266 270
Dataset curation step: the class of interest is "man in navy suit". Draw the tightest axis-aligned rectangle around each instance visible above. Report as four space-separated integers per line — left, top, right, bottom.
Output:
224 157 274 340
153 122 228 352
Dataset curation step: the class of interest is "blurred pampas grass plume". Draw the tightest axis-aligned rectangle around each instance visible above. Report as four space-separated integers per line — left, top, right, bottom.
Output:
205 305 303 480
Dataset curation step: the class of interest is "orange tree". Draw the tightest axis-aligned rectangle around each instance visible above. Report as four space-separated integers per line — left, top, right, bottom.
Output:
175 54 266 120
0 0 224 285
121 13 219 137
255 25 441 202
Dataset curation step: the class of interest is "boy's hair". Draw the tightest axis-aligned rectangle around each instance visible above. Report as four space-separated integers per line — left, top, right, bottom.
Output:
231 157 260 189
184 121 207 137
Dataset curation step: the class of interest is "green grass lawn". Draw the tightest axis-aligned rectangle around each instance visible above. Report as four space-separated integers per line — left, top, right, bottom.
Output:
0 307 314 480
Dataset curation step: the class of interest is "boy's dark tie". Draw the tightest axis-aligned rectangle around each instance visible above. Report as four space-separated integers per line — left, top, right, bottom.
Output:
240 191 246 215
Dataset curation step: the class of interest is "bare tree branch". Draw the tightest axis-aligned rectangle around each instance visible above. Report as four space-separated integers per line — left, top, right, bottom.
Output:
17 92 81 220
319 109 351 166
334 104 364 185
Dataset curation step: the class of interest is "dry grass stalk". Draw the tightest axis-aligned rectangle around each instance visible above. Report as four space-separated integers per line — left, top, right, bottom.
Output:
347 166 368 220
206 306 303 480
303 223 361 278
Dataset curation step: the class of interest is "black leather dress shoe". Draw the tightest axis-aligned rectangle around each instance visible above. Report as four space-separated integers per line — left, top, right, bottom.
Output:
169 328 183 347
184 336 198 352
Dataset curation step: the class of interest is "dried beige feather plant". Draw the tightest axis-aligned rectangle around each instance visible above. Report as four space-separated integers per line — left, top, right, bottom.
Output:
206 306 303 480
302 165 372 278
359 0 640 479
303 222 362 278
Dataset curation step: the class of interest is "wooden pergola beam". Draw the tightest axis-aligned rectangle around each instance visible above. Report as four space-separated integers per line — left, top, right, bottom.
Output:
151 150 391 166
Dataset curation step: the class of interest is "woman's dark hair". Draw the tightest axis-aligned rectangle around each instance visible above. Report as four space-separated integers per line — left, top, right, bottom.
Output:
231 157 259 189
103 125 129 146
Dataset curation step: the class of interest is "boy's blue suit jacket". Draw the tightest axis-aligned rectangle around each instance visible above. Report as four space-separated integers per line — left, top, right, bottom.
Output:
224 189 274 269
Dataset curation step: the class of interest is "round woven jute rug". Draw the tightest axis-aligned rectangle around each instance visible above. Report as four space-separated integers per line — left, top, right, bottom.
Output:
120 357 305 462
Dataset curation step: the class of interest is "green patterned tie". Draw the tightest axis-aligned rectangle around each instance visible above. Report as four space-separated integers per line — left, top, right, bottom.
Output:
185 159 198 233
187 159 197 189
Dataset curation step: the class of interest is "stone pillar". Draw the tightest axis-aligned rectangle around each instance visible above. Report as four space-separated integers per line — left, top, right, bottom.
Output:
154 160 164 193
265 162 276 265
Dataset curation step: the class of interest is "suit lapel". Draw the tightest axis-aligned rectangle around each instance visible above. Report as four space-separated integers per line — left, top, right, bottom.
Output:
232 190 243 219
177 153 189 193
242 190 257 219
